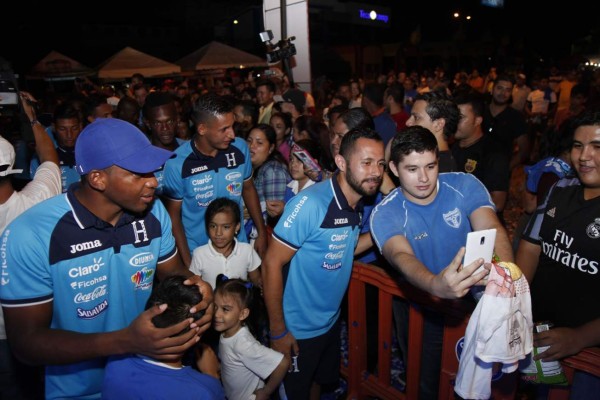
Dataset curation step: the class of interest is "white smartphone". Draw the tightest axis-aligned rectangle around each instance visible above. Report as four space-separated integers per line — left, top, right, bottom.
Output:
464 228 496 275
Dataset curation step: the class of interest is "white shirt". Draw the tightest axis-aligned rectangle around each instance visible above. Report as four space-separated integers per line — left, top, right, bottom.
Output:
189 239 261 289
219 326 283 400
455 263 533 399
0 162 61 234
0 161 61 339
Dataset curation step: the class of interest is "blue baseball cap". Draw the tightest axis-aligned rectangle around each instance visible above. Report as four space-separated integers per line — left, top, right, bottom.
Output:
75 118 174 175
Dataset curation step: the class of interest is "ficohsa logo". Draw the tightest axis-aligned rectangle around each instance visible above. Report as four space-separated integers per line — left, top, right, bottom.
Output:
284 196 308 228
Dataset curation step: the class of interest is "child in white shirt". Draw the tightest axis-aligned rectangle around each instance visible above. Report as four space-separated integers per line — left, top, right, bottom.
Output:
214 276 289 400
190 197 262 290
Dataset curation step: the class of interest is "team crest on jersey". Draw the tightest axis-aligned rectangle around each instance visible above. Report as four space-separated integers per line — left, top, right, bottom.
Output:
443 208 461 228
464 159 477 173
586 218 600 239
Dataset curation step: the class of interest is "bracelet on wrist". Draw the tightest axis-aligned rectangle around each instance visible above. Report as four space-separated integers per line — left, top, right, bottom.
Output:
30 119 40 127
268 329 289 340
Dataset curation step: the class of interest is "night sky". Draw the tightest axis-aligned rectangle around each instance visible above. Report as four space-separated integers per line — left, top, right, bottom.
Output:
3 0 598 77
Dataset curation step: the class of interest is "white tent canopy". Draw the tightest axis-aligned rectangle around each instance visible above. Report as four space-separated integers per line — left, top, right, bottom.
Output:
176 41 267 72
27 50 94 80
96 47 181 80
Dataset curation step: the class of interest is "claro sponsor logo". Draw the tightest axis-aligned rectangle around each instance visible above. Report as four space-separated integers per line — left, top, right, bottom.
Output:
69 257 105 278
129 252 155 267
331 230 349 242
283 196 308 228
192 176 213 186
74 285 107 304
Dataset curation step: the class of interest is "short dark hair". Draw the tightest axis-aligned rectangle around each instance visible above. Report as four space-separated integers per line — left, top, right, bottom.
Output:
256 79 276 93
192 93 233 125
385 83 405 104
338 107 374 131
83 94 109 120
143 92 176 117
236 100 259 126
339 127 382 160
540 117 577 160
570 83 589 98
328 104 349 118
293 116 324 144
270 112 292 131
115 97 140 123
390 125 439 165
54 102 82 123
415 90 459 138
146 275 204 336
494 74 515 86
454 90 485 118
293 138 322 164
571 110 600 131
205 197 241 233
362 83 387 107
215 275 265 338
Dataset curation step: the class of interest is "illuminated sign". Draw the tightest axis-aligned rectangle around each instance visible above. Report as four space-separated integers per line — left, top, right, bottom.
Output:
359 9 389 24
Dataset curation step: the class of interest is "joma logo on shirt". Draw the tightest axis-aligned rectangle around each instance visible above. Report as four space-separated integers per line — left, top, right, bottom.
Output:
191 165 208 174
334 218 348 225
70 240 102 254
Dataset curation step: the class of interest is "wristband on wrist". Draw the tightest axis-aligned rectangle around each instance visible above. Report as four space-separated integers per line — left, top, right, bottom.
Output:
269 329 289 340
30 119 40 127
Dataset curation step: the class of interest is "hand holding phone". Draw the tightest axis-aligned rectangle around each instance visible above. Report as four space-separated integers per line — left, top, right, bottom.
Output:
464 229 496 275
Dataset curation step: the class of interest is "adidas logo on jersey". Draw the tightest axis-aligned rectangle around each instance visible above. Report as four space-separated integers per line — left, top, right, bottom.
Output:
546 207 556 218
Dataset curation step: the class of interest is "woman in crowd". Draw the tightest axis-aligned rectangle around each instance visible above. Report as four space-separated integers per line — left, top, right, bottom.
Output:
269 112 293 163
246 124 291 232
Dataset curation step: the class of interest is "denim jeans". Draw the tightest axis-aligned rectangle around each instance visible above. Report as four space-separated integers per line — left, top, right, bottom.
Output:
570 370 600 400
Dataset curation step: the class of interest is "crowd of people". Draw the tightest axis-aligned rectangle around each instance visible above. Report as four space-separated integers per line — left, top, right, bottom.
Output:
0 64 598 399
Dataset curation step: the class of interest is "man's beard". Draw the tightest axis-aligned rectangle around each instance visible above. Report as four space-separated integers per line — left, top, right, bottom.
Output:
345 166 381 197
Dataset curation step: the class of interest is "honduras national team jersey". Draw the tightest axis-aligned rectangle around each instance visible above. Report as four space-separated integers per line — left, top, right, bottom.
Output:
162 138 252 254
0 186 177 399
30 146 80 193
273 174 362 339
370 173 494 274
154 138 188 197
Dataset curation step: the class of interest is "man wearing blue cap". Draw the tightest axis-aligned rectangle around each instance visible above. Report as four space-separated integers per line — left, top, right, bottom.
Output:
0 118 214 399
